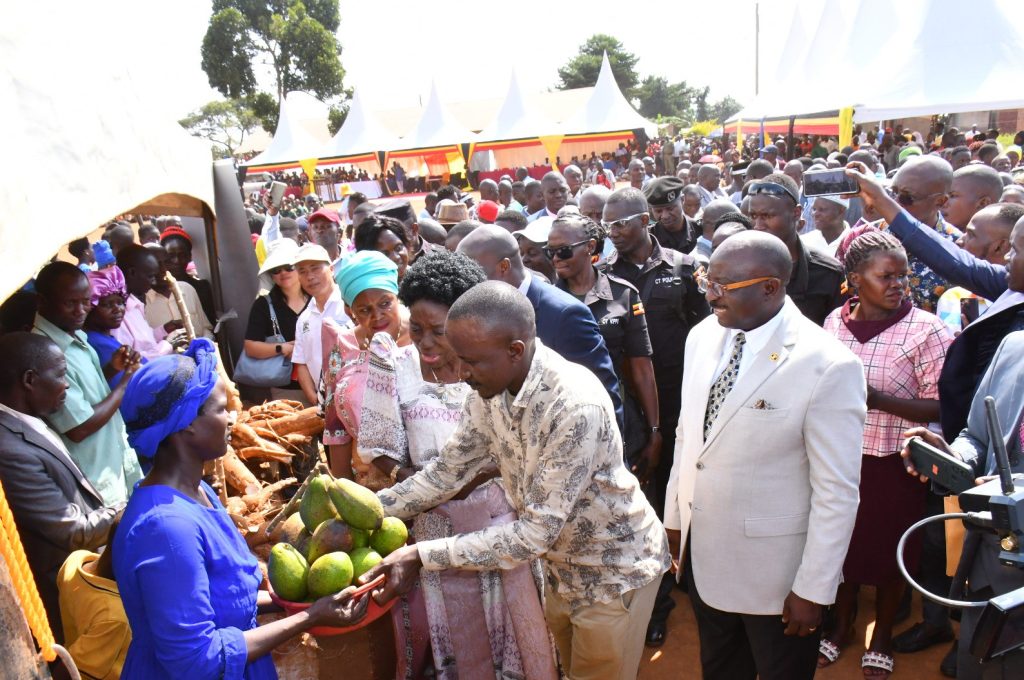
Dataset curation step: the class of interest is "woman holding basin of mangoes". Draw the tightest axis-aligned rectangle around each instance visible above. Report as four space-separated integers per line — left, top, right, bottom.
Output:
112 339 369 680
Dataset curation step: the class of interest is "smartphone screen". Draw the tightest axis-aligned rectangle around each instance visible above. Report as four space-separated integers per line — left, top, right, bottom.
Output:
803 169 860 197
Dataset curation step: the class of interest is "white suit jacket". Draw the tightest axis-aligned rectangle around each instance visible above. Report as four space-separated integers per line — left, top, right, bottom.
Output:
665 298 866 615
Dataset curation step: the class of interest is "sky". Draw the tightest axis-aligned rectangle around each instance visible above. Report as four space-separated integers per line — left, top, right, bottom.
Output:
143 0 806 118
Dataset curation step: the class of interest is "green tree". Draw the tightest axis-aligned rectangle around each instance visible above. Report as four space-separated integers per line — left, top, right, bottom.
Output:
635 76 697 121
179 99 261 158
246 92 280 134
201 0 344 104
556 34 640 94
708 96 743 123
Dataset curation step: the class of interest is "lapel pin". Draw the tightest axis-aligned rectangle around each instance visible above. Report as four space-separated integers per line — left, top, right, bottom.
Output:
769 352 779 362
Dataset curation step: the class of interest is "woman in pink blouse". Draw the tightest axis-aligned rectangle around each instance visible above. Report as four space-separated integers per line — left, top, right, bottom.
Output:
819 231 951 679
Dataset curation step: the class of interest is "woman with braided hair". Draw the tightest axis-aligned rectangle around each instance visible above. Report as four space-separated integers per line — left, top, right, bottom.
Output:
818 231 952 679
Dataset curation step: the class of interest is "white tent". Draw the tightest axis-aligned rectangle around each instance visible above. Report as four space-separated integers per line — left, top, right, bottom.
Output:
388 81 477 177
320 88 400 172
474 72 564 169
560 53 657 138
853 0 1024 122
0 3 216 303
244 91 331 168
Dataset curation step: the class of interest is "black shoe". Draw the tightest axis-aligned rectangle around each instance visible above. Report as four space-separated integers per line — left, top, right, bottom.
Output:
940 639 958 677
892 622 955 654
645 620 667 647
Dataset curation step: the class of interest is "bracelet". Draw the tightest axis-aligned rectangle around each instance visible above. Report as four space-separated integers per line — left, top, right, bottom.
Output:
389 465 401 484
649 426 660 433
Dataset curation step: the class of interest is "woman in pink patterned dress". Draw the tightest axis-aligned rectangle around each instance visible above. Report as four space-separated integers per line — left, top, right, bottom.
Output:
358 250 558 680
819 231 951 679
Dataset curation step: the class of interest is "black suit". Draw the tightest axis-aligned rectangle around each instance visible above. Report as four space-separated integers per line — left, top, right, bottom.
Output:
524 276 623 429
0 409 121 640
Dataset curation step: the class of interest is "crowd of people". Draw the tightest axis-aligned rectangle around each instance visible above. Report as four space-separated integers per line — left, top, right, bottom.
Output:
2 120 1024 680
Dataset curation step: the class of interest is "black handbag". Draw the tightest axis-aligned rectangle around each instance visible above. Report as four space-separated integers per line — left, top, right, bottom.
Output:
233 296 292 387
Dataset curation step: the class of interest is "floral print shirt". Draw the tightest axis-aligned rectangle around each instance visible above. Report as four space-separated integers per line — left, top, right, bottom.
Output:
378 342 670 612
905 214 962 313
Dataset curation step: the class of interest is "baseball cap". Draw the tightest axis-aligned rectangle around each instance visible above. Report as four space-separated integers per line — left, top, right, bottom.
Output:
477 200 501 223
292 243 332 266
308 208 340 225
513 216 555 245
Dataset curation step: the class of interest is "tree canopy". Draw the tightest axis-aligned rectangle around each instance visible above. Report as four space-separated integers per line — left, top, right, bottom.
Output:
556 34 639 93
201 0 344 104
179 99 261 159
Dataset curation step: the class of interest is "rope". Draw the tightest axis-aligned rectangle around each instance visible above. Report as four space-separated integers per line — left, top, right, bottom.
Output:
0 477 56 662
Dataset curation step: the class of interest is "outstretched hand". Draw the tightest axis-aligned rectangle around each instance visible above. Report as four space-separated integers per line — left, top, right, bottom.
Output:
307 585 370 627
358 543 421 605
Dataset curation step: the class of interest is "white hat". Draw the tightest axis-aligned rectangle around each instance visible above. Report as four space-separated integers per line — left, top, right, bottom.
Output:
257 239 300 292
513 216 555 245
292 243 332 266
815 195 850 209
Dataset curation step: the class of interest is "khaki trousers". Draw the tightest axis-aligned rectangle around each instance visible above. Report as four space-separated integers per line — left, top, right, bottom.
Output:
544 575 661 680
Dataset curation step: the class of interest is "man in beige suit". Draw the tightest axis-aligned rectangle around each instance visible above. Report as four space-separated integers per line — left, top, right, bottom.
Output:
664 231 866 680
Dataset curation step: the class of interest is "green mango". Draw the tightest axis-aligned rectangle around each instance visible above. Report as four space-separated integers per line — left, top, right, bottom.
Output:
328 478 384 531
351 528 371 549
369 517 408 556
299 474 340 533
348 547 383 580
268 543 309 602
307 519 357 563
307 552 354 599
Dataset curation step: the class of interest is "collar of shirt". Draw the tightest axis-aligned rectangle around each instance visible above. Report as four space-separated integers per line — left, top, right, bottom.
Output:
0 402 73 458
517 270 532 296
33 314 88 351
314 286 343 315
788 239 812 294
714 299 788 380
977 289 1024 322
508 338 551 410
605 235 670 273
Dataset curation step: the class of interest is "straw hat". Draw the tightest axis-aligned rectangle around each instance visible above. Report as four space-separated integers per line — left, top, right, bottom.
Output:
436 201 470 226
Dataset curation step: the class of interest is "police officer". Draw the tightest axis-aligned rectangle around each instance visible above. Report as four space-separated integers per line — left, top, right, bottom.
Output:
644 176 701 254
547 213 661 487
601 185 711 648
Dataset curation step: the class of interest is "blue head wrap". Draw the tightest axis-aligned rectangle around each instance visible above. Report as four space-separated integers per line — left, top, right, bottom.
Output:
122 338 220 458
334 250 399 306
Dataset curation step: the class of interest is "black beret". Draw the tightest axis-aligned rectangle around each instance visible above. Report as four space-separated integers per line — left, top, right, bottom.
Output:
643 176 686 206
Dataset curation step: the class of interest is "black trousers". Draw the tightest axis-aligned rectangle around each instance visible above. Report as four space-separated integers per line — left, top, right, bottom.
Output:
686 554 820 680
646 392 681 627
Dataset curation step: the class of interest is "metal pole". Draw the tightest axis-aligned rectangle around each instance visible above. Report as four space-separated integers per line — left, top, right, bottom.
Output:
755 2 760 97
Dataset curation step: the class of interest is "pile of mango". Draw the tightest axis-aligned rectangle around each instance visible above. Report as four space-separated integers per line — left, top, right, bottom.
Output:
268 475 408 601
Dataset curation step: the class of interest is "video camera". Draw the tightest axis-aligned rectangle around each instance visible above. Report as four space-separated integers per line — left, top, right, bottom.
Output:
898 397 1024 664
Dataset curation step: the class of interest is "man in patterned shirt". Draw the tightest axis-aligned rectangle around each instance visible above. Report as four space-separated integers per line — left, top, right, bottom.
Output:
362 281 670 680
887 155 961 312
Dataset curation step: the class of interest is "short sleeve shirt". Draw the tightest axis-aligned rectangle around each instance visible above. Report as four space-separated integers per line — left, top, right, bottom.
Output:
33 315 141 505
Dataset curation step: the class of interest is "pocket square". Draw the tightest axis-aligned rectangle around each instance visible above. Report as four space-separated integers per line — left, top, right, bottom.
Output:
752 399 775 410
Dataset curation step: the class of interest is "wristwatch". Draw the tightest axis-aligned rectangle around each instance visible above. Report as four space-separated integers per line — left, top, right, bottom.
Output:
275 344 282 355
389 465 401 484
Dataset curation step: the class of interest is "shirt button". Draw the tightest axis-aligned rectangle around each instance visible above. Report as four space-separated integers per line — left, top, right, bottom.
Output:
695 462 704 470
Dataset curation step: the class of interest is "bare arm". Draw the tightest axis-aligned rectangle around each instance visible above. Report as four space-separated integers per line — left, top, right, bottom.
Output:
295 364 318 406
868 389 941 423
243 339 294 360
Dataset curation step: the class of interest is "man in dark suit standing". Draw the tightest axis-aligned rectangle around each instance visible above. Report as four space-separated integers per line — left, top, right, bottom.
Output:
0 332 122 640
458 224 623 428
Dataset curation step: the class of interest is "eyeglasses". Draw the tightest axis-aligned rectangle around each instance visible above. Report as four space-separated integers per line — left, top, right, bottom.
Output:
695 272 779 297
748 181 799 204
887 187 945 207
269 265 295 276
601 212 649 231
543 239 591 260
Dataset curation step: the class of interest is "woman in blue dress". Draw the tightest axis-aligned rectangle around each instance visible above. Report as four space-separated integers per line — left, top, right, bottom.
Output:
113 339 368 679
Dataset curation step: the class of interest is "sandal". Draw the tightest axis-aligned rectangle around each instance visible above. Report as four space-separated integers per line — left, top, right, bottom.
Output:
862 651 894 679
818 638 841 668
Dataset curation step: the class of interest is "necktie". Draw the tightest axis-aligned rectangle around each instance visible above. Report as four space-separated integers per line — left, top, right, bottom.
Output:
704 332 746 439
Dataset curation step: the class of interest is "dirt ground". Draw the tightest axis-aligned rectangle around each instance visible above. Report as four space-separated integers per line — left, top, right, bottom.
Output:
639 587 952 679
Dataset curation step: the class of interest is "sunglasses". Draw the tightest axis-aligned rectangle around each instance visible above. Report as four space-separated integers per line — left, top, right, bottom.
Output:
887 187 945 207
696 272 779 297
543 239 591 260
269 265 295 276
748 181 799 204
601 212 649 231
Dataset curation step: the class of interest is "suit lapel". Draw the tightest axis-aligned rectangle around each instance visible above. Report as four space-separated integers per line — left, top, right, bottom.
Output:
691 324 729 442
701 308 798 452
0 411 105 505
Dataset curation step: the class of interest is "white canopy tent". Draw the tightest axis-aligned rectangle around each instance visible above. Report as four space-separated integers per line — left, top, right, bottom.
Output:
0 3 216 303
388 81 478 178
474 71 564 170
320 88 400 173
243 91 331 169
